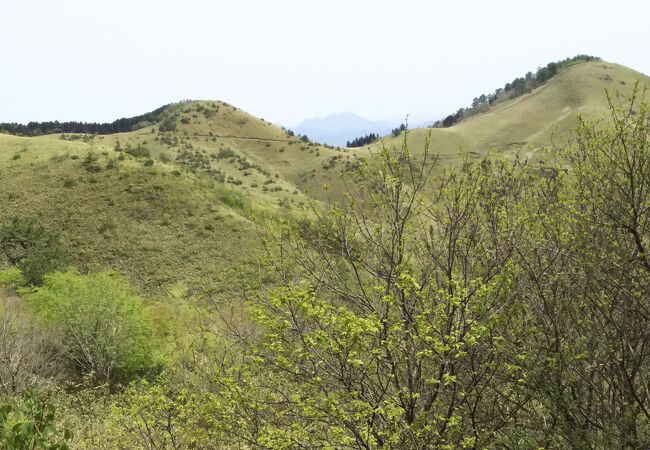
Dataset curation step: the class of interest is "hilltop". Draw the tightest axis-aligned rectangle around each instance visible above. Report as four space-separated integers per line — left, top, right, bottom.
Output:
1 57 650 449
1 59 649 297
369 61 650 162
0 100 359 296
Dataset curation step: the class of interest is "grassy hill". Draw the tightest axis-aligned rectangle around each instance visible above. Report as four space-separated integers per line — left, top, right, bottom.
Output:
1 59 650 448
0 101 354 296
368 61 650 163
1 60 648 297
0 133 261 297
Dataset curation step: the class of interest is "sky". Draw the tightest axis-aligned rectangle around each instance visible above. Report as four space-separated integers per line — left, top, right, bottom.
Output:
1 0 649 127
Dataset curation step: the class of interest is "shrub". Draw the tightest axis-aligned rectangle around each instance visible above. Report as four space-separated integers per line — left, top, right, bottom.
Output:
81 152 101 172
125 144 150 158
25 271 159 384
100 380 222 448
218 189 249 211
158 115 177 132
0 268 24 289
0 217 70 286
216 148 236 159
0 393 72 449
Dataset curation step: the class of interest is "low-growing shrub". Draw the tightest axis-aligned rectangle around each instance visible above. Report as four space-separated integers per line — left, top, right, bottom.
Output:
26 271 160 383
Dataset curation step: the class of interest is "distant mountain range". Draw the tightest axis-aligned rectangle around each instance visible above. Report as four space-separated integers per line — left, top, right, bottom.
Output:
291 112 398 147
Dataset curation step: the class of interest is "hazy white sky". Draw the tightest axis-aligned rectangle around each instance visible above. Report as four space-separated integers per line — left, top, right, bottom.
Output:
1 0 648 126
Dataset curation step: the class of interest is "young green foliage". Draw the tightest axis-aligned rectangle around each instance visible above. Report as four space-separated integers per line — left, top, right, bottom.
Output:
212 132 532 448
25 271 159 384
0 392 71 449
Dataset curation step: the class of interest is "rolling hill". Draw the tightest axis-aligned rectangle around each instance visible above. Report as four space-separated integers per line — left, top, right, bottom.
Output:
0 100 358 297
1 59 649 299
2 57 650 448
370 61 650 162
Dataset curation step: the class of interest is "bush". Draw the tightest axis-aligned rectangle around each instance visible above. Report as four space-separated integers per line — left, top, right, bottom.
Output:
125 144 150 158
99 380 222 448
216 148 236 159
158 115 177 132
218 188 249 211
0 218 70 286
25 271 159 383
0 268 24 289
81 152 101 172
0 393 72 449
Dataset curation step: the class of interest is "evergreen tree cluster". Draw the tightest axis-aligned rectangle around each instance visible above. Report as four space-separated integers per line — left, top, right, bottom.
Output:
0 104 173 136
346 132 378 147
435 54 600 128
391 123 407 136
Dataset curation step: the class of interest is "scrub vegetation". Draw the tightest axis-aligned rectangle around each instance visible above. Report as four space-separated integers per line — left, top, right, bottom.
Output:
0 58 649 448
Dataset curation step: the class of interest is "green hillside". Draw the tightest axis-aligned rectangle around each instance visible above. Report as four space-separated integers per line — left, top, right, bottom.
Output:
1 61 648 298
68 100 351 203
0 101 352 296
1 58 650 448
0 134 260 296
369 61 650 162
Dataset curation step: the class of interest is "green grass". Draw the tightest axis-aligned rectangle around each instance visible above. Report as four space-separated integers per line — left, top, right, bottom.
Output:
0 100 348 299
367 61 650 164
1 60 648 298
88 100 352 202
0 148 263 297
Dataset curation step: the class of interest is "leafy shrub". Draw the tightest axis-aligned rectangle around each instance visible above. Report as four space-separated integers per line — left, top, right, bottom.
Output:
100 380 222 448
105 157 120 170
216 148 236 159
218 189 249 211
25 271 159 383
81 152 101 172
0 393 72 449
0 268 24 288
125 144 150 158
0 218 70 286
158 115 177 132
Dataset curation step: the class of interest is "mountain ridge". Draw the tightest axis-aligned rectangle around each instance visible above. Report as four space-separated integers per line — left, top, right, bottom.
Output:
368 60 650 163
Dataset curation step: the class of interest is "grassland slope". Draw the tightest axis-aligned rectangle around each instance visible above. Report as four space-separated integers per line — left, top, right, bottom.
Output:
370 61 650 163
